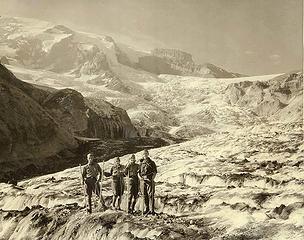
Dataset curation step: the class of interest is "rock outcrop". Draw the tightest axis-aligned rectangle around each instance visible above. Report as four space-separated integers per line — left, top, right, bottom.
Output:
138 55 180 75
0 63 78 180
0 64 138 181
225 71 303 122
42 89 138 139
138 48 245 78
0 56 9 65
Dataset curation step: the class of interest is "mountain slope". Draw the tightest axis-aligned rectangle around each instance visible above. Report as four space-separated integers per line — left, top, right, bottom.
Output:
0 64 138 181
42 89 138 139
0 16 245 91
0 63 78 181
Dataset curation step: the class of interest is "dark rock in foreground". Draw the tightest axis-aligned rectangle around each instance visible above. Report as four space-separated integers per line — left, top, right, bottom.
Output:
0 63 78 181
0 64 141 182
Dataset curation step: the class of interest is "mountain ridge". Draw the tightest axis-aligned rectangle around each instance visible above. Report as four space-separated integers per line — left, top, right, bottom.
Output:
0 16 245 79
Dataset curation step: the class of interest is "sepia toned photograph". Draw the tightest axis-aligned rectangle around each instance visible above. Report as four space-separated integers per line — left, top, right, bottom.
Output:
0 0 303 239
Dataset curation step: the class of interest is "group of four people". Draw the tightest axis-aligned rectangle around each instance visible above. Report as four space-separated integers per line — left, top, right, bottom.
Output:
81 149 157 215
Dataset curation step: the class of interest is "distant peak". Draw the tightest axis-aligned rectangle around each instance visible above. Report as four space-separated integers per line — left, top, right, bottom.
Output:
0 15 51 25
45 24 74 34
104 36 115 43
152 48 194 63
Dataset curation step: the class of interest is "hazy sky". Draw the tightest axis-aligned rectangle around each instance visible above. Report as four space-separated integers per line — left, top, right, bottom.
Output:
0 0 302 75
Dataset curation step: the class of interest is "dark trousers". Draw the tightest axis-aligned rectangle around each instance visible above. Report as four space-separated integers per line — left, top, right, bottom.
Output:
112 177 124 196
127 177 139 211
85 177 105 211
142 179 155 212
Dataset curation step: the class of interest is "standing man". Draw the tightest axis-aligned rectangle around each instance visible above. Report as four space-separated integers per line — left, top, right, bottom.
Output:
139 149 157 215
124 154 140 214
82 153 107 213
110 157 125 210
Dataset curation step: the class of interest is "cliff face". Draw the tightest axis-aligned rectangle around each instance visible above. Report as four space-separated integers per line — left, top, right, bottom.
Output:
138 55 181 75
225 71 303 122
138 48 245 78
0 64 138 181
0 64 78 180
42 89 138 139
152 48 194 72
138 48 193 75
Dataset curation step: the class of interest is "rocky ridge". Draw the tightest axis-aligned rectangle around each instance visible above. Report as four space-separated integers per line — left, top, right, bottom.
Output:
138 48 245 77
0 64 138 181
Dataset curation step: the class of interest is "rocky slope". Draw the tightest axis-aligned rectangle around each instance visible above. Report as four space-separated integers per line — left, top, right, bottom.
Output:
42 89 138 139
0 64 138 181
0 63 78 181
138 48 245 77
225 71 303 122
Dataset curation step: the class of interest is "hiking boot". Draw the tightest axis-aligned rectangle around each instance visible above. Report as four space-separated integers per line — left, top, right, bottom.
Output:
97 205 107 212
144 210 156 216
86 208 92 214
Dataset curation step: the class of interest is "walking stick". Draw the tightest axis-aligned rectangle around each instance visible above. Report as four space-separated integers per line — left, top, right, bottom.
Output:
119 173 123 210
99 160 105 207
79 164 88 211
117 165 123 210
152 178 155 214
141 178 145 216
100 160 105 191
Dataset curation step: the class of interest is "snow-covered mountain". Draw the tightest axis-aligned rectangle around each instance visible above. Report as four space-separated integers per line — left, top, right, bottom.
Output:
0 16 302 140
0 17 244 78
0 17 131 90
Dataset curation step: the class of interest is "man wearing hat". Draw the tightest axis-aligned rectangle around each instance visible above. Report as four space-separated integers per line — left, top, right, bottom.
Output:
82 153 107 213
124 154 140 214
138 149 157 215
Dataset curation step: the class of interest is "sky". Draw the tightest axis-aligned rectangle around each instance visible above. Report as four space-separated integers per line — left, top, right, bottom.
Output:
0 0 302 75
